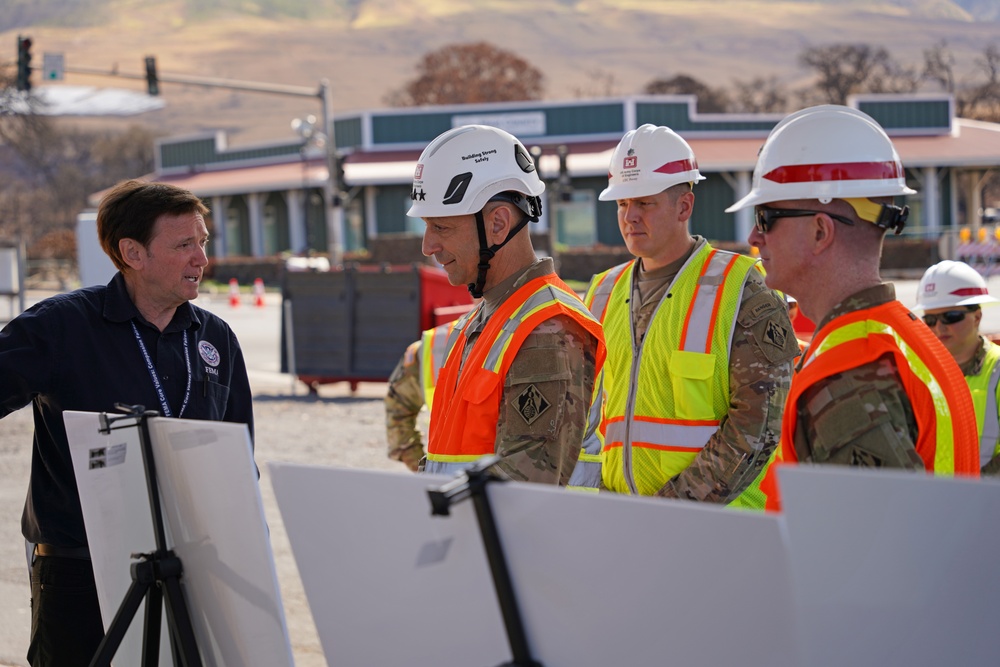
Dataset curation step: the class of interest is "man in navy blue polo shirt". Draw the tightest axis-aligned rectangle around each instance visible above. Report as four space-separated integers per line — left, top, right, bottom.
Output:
0 179 254 666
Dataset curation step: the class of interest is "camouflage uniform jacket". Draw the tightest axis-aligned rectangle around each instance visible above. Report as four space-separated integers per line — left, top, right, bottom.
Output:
384 339 425 472
789 284 925 469
618 238 797 502
446 258 600 485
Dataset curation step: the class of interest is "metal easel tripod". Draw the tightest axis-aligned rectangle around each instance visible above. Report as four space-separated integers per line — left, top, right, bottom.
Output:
89 403 203 667
427 456 543 667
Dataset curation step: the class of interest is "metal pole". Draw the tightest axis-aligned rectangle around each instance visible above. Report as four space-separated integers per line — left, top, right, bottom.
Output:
320 80 344 266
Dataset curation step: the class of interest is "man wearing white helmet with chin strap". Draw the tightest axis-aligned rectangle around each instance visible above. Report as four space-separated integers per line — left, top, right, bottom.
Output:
584 124 798 507
916 260 1000 475
408 124 606 485
726 105 980 510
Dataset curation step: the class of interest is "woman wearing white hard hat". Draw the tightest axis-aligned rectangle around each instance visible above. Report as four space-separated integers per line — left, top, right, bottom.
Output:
916 260 1000 474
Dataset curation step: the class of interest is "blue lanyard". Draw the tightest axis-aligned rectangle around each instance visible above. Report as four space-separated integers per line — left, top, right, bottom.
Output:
131 320 191 418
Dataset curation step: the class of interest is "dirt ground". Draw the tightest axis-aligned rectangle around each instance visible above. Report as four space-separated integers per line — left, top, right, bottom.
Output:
0 374 405 667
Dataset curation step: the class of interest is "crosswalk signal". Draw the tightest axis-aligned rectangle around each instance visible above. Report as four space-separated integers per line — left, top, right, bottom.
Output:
16 35 32 92
144 56 159 96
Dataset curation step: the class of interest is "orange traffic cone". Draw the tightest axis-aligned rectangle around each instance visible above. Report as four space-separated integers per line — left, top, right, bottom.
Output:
253 278 266 308
228 278 241 308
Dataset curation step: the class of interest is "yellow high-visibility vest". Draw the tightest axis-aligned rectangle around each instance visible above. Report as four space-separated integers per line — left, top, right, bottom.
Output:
419 321 457 411
586 243 767 507
966 338 1000 470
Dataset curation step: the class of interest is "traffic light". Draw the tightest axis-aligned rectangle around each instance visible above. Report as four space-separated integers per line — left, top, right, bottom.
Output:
144 56 159 96
16 35 32 92
331 151 346 207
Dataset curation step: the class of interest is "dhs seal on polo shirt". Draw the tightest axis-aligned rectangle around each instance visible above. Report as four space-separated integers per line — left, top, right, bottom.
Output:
199 340 221 376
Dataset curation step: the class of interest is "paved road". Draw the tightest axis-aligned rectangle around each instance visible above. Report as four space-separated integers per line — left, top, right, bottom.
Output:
2 274 1000 666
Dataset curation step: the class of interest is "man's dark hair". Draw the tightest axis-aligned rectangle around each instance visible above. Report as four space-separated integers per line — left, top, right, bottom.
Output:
97 179 209 271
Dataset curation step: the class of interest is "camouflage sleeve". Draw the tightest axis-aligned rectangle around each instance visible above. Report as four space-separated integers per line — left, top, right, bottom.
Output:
384 341 426 472
493 314 598 486
656 271 797 503
792 353 924 469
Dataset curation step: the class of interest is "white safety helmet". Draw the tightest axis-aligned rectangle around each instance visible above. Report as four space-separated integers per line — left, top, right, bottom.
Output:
726 105 916 212
407 124 544 219
599 124 705 201
915 260 999 312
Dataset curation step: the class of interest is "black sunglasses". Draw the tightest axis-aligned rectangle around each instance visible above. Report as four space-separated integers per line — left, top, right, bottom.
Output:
754 207 856 234
922 309 974 327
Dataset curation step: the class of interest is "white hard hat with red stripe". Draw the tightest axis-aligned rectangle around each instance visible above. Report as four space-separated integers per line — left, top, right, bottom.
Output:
599 124 705 201
726 105 916 212
915 260 999 312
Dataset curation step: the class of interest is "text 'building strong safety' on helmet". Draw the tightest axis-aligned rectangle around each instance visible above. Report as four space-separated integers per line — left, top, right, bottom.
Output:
600 124 705 201
406 124 544 219
726 105 916 212
915 260 1000 312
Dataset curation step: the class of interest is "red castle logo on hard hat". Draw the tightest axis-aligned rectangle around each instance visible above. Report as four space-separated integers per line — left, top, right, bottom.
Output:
623 148 637 169
925 282 935 293
414 164 424 180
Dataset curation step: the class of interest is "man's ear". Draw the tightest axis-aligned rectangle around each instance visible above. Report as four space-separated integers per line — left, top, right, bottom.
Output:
676 191 695 224
119 238 145 270
487 203 513 244
812 213 837 255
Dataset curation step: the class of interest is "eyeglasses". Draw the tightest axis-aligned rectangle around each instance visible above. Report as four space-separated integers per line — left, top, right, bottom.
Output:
922 309 972 327
753 207 857 234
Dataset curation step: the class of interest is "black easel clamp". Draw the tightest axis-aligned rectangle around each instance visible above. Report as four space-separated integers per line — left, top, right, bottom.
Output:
89 403 204 667
427 456 543 667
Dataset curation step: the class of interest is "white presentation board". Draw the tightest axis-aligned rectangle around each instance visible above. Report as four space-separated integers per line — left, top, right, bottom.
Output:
271 464 510 667
65 411 293 667
271 463 804 667
778 466 1000 667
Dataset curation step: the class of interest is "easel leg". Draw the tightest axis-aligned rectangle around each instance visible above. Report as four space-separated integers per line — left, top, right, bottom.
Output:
162 573 203 667
142 580 163 666
89 572 151 667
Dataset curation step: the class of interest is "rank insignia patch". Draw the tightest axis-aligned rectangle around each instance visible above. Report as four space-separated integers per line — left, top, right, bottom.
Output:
513 384 551 425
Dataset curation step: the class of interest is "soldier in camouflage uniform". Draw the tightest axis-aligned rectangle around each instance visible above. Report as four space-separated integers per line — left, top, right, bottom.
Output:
725 105 979 509
384 339 425 472
407 124 605 485
587 125 797 507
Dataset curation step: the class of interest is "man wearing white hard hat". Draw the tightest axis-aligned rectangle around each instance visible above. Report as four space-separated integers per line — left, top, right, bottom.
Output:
584 124 797 506
726 105 980 509
916 260 1000 475
407 124 606 485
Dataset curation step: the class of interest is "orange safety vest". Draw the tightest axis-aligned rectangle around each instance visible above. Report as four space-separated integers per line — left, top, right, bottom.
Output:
763 300 980 510
425 273 605 473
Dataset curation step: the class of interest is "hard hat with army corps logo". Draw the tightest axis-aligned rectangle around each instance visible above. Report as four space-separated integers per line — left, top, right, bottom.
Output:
915 260 999 313
407 124 545 219
726 105 916 212
599 124 705 201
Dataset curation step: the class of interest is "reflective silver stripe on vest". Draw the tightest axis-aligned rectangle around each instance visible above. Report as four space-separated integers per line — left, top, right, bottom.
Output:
424 459 483 476
606 419 716 451
588 262 631 324
482 284 596 373
567 456 602 488
982 360 1000 466
682 251 739 354
441 305 479 364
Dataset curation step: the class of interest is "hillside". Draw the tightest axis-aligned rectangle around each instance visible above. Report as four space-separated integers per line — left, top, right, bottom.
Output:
2 0 999 146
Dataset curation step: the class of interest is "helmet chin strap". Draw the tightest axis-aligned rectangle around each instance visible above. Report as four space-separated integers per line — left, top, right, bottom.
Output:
467 209 532 298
